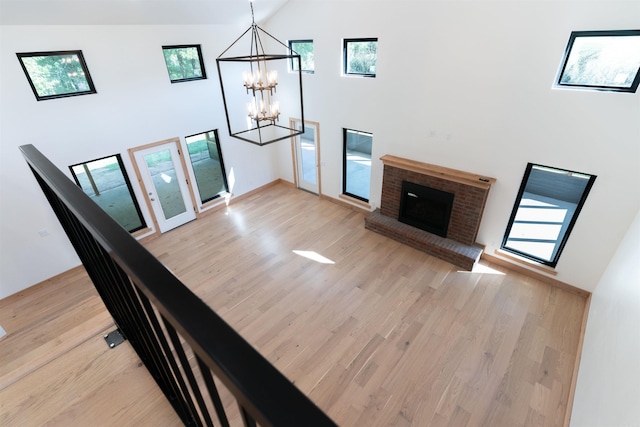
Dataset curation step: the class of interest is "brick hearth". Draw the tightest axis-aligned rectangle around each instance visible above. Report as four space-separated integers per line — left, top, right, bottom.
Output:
365 155 495 270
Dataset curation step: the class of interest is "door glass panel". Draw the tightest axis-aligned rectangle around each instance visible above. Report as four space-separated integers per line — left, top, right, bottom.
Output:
185 130 229 204
344 129 372 201
144 149 187 219
70 154 146 233
299 123 317 185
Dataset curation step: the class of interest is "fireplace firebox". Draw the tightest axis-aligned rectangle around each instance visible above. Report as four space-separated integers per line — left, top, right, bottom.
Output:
398 181 454 238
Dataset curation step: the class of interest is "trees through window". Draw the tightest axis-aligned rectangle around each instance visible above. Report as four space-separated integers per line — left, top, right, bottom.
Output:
555 30 640 93
162 45 207 83
289 40 314 73
17 50 97 101
343 38 378 77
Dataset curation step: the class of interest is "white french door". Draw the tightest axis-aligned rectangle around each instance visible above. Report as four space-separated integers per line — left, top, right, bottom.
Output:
291 119 320 194
132 140 196 233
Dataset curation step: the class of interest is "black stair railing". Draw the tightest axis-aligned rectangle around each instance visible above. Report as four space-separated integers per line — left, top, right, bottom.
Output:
21 144 337 427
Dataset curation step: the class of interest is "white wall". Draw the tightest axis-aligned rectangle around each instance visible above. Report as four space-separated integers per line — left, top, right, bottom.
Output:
265 0 640 292
570 207 640 426
0 24 283 299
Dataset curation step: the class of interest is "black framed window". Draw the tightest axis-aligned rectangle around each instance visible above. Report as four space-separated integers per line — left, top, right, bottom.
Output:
289 40 314 73
555 30 640 93
70 154 146 233
343 38 378 77
16 50 97 101
185 129 229 204
162 45 207 83
501 163 596 267
342 128 372 202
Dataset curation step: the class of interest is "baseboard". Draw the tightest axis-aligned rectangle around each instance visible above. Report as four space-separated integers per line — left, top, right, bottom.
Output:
228 179 292 205
563 293 591 427
480 252 590 299
0 264 86 304
319 194 371 215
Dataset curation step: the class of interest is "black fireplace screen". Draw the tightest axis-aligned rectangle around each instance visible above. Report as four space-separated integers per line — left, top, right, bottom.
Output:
398 181 454 238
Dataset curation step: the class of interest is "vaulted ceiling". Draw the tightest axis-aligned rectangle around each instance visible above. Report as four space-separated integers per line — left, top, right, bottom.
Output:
0 0 289 26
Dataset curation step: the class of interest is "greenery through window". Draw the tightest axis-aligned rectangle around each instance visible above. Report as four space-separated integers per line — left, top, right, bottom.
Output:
501 163 596 267
70 154 146 233
185 130 229 204
162 45 207 83
342 128 372 202
289 40 314 73
344 38 378 77
16 50 96 101
555 30 640 93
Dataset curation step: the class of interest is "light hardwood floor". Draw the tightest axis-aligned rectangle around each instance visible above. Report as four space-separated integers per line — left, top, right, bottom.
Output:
0 183 588 426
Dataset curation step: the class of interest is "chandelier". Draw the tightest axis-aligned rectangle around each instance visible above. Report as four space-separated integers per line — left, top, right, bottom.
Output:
216 0 305 146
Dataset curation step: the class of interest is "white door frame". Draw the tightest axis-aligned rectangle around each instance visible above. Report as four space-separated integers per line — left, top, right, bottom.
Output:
290 118 321 195
129 138 197 234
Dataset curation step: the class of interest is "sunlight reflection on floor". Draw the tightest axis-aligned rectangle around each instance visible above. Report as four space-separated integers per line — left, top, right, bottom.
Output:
459 263 506 275
292 250 335 264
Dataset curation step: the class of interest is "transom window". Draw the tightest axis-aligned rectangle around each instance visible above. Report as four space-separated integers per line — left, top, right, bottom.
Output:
16 50 97 101
162 45 207 83
342 128 372 202
501 163 596 267
555 30 640 93
184 129 229 205
343 38 378 77
70 154 146 233
289 40 314 73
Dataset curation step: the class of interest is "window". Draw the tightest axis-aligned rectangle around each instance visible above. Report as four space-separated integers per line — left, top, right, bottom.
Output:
289 40 314 73
342 128 372 202
555 30 640 93
501 163 596 267
162 45 207 83
343 38 378 77
16 50 96 101
70 154 146 233
185 129 229 204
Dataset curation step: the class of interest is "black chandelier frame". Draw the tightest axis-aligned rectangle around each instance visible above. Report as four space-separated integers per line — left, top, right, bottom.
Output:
216 3 305 146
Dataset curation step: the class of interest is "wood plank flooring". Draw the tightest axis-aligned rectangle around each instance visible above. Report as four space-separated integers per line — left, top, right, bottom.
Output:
0 183 587 426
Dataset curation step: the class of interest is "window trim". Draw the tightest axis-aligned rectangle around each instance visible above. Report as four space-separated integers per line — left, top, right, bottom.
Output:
288 39 314 74
342 127 372 203
554 29 640 93
161 44 207 83
184 129 230 206
69 154 147 234
343 38 378 78
500 163 596 268
16 50 97 101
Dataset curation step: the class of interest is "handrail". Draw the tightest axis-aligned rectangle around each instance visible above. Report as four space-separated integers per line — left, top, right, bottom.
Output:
20 144 337 427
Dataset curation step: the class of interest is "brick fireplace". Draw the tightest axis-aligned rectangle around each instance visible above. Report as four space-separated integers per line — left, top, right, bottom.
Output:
365 155 495 270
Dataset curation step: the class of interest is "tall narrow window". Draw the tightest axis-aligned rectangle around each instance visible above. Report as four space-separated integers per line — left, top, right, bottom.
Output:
162 45 207 83
70 154 146 233
555 30 640 93
289 40 314 73
185 129 229 205
342 128 372 202
501 163 596 267
17 50 97 101
343 38 378 77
